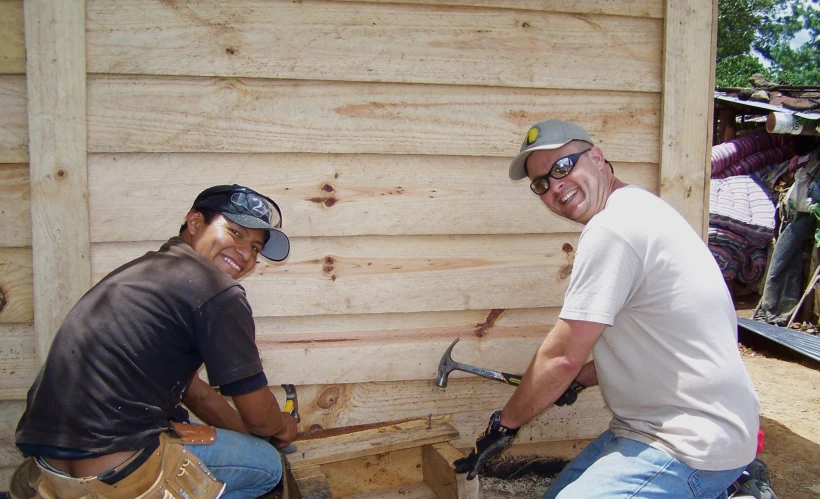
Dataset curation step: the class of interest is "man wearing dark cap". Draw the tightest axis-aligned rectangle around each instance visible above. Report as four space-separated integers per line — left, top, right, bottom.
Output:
15 185 294 499
454 121 762 498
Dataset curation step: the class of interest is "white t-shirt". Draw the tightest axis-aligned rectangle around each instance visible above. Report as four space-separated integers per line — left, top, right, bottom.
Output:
559 185 760 471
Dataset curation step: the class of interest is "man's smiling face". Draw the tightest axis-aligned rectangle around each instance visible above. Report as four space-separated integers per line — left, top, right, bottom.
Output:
186 211 266 279
526 141 610 225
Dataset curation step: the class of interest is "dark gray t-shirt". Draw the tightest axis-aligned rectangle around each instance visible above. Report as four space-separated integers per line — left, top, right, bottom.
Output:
16 237 262 454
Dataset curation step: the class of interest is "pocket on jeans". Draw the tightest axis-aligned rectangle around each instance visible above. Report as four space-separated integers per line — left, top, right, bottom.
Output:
688 468 740 498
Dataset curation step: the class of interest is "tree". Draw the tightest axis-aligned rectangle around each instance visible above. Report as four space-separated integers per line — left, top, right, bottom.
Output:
716 0 819 86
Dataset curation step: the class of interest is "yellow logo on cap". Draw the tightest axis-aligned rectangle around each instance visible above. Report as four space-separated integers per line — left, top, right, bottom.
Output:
526 126 540 145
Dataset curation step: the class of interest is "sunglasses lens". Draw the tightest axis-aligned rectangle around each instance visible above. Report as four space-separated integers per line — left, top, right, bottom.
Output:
551 158 574 179
530 178 549 195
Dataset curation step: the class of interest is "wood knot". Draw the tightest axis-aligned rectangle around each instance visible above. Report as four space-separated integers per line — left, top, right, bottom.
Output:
522 22 531 28
309 424 323 431
562 243 573 253
0 286 6 313
317 386 341 409
225 47 237 55
324 256 334 265
322 184 335 193
57 169 66 178
559 264 573 280
324 197 337 207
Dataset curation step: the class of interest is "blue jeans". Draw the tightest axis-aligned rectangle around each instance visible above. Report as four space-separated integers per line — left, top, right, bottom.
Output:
187 428 283 499
543 431 746 499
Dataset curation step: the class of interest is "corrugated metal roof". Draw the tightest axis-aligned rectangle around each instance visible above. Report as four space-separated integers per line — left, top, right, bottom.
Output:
737 317 820 363
715 94 820 120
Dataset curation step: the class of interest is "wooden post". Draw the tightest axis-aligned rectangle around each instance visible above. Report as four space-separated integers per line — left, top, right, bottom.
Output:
659 0 717 239
422 443 480 499
24 0 91 364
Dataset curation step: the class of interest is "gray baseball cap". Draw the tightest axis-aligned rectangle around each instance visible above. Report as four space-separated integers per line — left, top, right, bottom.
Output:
508 120 594 180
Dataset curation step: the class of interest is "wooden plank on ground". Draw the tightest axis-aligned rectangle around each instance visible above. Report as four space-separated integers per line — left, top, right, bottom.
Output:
0 400 26 467
0 0 25 74
347 482 438 499
0 248 33 323
0 75 27 163
25 0 91 364
0 324 36 400
87 0 662 93
88 153 657 241
320 447 423 498
289 418 458 470
335 0 664 18
422 443 479 499
91 233 580 317
0 164 30 247
659 0 715 237
293 467 333 499
87 75 661 163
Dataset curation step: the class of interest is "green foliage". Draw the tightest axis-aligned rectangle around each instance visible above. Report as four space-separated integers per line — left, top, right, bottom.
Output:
717 0 820 86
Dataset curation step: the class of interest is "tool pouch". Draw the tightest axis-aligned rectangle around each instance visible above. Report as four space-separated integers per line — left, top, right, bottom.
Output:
33 433 225 499
170 421 217 445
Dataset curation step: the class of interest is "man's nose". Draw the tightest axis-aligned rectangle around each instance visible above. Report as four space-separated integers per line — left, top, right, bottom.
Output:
236 242 253 261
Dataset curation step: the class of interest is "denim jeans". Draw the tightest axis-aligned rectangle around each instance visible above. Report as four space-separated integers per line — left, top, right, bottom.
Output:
543 430 746 499
187 428 283 499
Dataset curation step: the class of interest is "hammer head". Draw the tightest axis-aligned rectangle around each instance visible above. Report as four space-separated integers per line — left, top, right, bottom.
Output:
436 337 460 388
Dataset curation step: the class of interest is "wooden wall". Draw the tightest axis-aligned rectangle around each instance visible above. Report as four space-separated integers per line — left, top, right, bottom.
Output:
0 0 717 484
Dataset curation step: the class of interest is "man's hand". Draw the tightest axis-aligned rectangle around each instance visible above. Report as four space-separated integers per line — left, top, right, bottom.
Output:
269 412 299 448
453 411 518 480
554 381 586 406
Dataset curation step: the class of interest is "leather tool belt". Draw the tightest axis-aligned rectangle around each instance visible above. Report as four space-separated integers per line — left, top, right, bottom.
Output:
32 432 225 499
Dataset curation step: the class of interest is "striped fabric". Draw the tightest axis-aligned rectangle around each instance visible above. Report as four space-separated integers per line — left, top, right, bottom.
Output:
711 129 788 177
708 174 776 284
712 145 793 179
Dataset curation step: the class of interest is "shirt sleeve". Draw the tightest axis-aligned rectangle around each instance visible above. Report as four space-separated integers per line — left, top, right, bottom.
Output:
559 226 644 326
194 286 264 387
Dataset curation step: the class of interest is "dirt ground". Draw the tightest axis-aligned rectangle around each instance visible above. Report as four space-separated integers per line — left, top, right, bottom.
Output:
481 299 820 498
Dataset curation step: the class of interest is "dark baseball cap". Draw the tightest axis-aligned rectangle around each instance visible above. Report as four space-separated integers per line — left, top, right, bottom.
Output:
508 120 594 180
192 184 290 262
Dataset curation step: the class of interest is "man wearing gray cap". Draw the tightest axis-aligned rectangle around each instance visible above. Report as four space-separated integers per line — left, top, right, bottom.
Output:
454 121 762 498
15 184 295 498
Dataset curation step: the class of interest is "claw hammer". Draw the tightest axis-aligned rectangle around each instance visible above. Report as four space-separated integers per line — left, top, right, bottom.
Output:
435 337 585 405
278 384 299 454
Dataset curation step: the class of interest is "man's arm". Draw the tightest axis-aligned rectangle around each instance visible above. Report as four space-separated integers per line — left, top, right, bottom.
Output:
500 318 605 429
183 376 298 446
575 360 598 388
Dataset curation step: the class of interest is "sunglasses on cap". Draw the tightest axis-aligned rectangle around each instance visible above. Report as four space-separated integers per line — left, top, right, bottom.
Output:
529 149 591 195
195 185 284 228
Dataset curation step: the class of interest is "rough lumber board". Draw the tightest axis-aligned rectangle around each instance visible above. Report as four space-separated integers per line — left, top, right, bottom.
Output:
0 324 36 400
336 0 663 18
87 0 662 93
0 400 25 467
659 0 715 237
87 75 661 163
25 0 91 364
280 379 610 449
319 448 423 498
91 233 580 317
0 164 31 247
294 472 332 499
0 75 27 163
0 248 33 323
288 418 458 470
422 443 479 499
347 482 438 499
88 153 657 241
0 0 25 74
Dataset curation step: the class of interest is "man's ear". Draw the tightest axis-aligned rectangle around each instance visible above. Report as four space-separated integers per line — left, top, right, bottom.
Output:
185 209 202 235
589 146 606 171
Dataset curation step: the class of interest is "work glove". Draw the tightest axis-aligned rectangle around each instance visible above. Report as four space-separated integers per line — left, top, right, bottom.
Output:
554 381 586 407
453 410 518 480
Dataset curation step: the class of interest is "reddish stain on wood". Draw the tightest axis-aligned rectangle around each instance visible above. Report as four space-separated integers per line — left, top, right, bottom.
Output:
474 308 506 337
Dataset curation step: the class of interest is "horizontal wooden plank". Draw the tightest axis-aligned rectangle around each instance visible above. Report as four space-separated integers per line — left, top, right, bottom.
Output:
87 0 662 92
0 248 33 323
88 153 657 241
0 400 25 467
0 75 27 163
320 447 423 498
290 378 610 449
338 0 663 17
0 323 36 400
0 164 30 247
0 0 25 74
290 418 458 470
347 481 437 499
91 233 579 317
87 75 661 163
